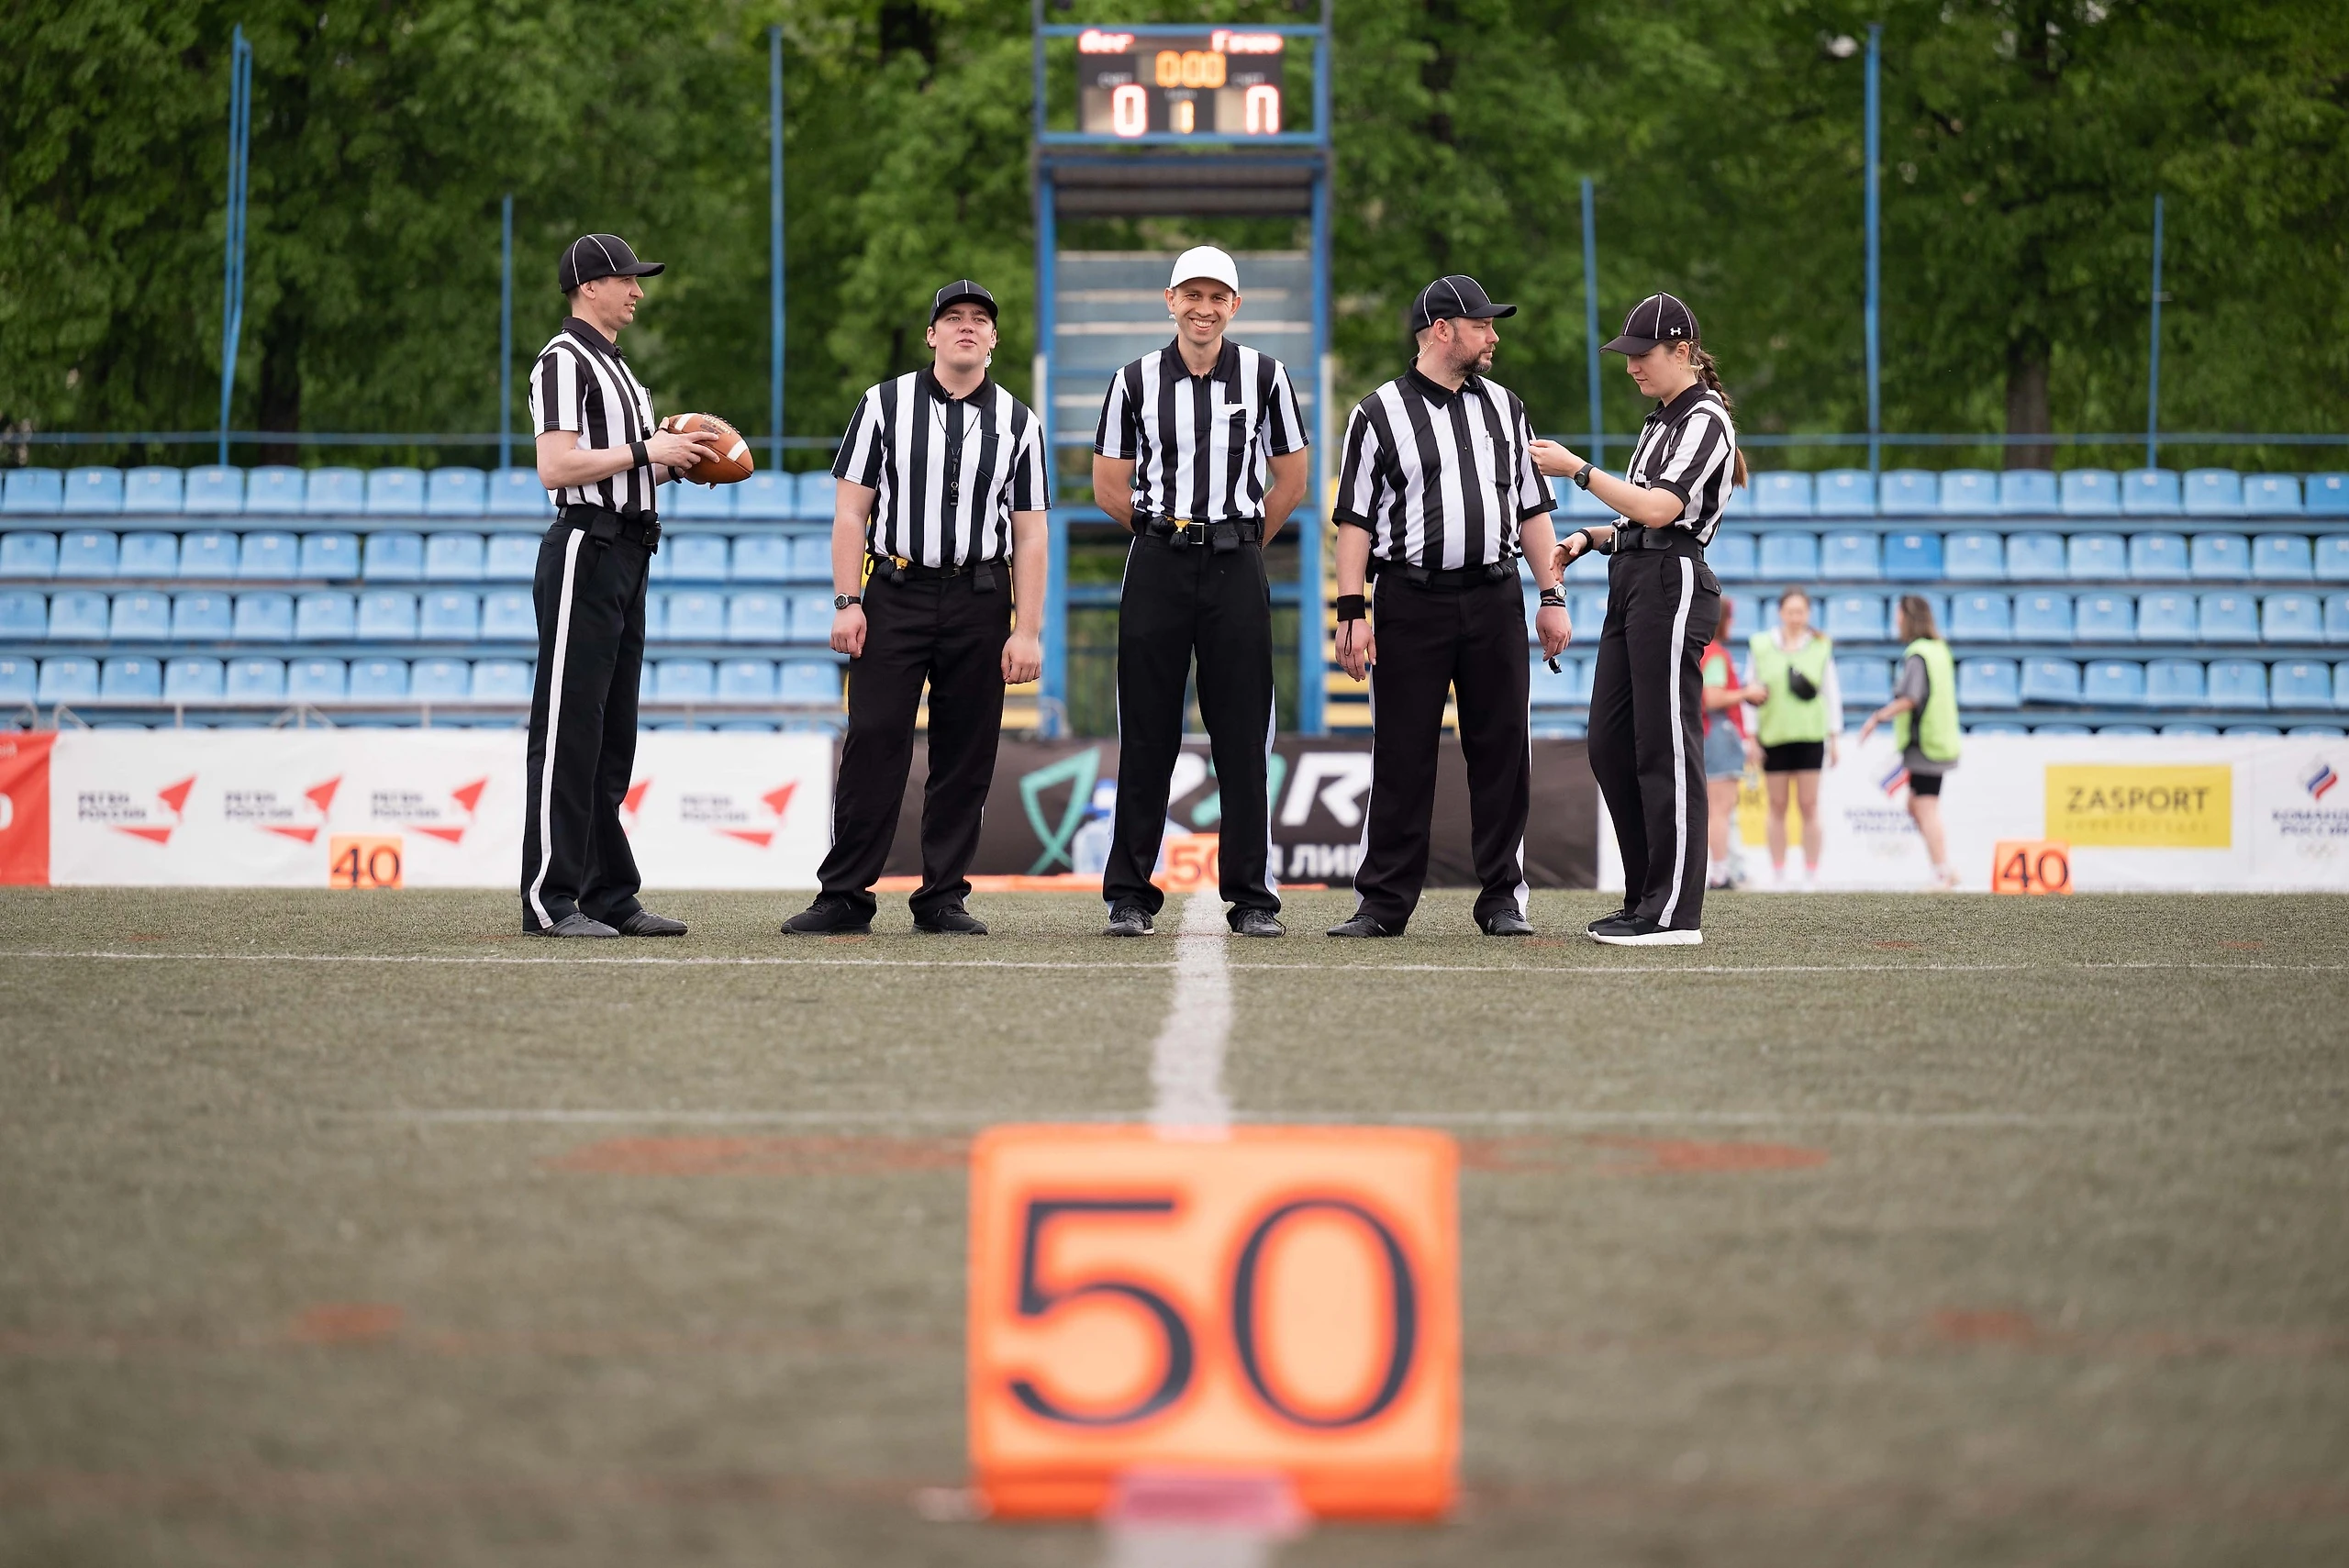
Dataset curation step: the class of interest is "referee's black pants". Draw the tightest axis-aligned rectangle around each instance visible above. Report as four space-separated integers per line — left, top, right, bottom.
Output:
1104 533 1278 922
1587 534 1722 930
818 570 1010 921
520 517 650 933
1352 572 1531 932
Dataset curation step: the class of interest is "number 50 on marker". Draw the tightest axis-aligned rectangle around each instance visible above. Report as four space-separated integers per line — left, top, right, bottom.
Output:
966 1125 1459 1519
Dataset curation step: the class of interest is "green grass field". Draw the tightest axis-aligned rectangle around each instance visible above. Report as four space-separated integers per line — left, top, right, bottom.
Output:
4 886 2346 1566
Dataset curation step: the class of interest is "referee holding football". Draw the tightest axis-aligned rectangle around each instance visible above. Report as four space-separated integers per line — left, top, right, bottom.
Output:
1534 293 1743 947
781 281 1050 937
1329 275 1574 939
1094 247 1309 940
521 233 719 939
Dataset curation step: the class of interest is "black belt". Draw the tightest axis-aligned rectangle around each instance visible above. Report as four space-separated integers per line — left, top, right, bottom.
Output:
1371 557 1519 590
869 553 1004 591
558 504 661 553
1613 523 1700 553
1134 517 1262 550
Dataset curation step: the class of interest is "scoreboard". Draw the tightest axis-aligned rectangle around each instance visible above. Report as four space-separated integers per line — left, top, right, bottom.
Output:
1077 28 1286 139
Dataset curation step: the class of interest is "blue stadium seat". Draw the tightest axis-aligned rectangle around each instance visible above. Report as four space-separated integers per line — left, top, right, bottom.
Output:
237 530 300 579
38 656 100 703
471 659 532 701
62 467 126 515
787 589 837 640
1878 470 1937 514
2271 661 2332 707
58 530 117 576
735 471 796 521
1835 655 1892 706
172 592 232 640
2328 595 2349 643
0 656 33 705
717 658 776 700
796 471 840 522
124 467 184 514
424 532 485 581
299 531 361 579
664 534 729 582
295 592 357 640
2199 592 2259 643
2318 538 2349 583
483 534 537 580
670 482 735 520
2082 661 2146 706
1820 531 1879 580
1 532 58 577
2005 532 2065 579
1879 531 1941 579
3 470 65 515
728 591 788 642
305 468 367 516
2128 532 2189 581
243 465 306 515
2252 534 2313 581
2190 534 2250 580
2122 468 2184 516
287 658 348 701
426 468 486 517
2243 474 2301 516
660 590 724 641
1822 593 1885 640
655 659 716 701
232 593 295 641
411 658 471 701
2159 723 2218 737
2207 659 2267 709
2307 474 2349 517
2263 594 2322 642
47 589 108 639
164 657 224 702
100 655 163 701
2020 657 2081 703
787 533 833 582
109 591 172 640
364 531 425 580
1957 658 2020 708
119 531 178 574
0 590 44 636
2012 591 2073 639
730 533 792 582
357 591 417 640
1991 469 2054 515
2184 468 2245 516
480 590 535 639
350 657 409 699
1943 530 2004 581
2075 593 2134 640
486 468 552 518
1757 531 1817 579
366 469 426 516
177 528 236 577
420 591 479 640
1707 531 1757 578
225 657 285 700
181 466 243 515
2065 533 2125 580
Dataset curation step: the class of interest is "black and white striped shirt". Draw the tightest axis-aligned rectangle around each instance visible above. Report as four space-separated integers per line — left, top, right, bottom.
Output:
1094 339 1308 523
530 317 661 517
1333 368 1553 569
1613 383 1738 547
833 370 1050 567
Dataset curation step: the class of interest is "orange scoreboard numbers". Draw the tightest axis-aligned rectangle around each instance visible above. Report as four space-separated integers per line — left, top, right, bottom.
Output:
967 1125 1459 1520
1991 838 2072 895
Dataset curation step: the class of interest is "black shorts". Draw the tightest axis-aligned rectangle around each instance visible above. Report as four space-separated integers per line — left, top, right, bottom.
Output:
1760 740 1825 773
1908 771 1944 797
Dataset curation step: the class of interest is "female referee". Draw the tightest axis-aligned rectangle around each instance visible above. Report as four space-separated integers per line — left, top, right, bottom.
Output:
1532 292 1743 947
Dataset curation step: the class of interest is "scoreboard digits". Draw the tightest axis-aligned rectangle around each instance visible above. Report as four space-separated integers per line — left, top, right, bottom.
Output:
1078 28 1286 138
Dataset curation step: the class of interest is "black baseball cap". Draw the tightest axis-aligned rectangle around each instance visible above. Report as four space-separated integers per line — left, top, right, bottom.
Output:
558 234 663 293
931 280 998 323
1409 274 1517 334
1601 292 1698 354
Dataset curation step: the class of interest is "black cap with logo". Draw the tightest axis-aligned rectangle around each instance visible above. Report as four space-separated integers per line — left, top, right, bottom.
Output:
1408 274 1517 335
557 234 664 293
1601 293 1698 355
931 279 998 323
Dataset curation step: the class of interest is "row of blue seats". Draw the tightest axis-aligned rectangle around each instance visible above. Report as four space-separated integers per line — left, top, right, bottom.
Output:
1527 651 2349 712
0 528 830 584
3 656 843 708
0 466 836 521
3 588 841 645
1681 528 2348 583
1715 467 2343 519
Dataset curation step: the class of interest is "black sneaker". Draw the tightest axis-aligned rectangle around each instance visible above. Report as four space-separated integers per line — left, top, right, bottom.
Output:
913 905 988 935
1104 905 1155 938
781 896 873 936
1588 915 1702 948
616 910 688 937
1230 909 1285 939
1325 914 1398 939
1479 909 1535 937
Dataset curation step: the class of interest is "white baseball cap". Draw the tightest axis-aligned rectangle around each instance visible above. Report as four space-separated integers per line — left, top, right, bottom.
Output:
1168 246 1241 294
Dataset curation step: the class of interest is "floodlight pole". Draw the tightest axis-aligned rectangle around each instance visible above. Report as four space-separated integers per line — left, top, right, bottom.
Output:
1580 175 1603 469
770 25 786 469
217 25 254 466
498 192 514 472
1864 22 1882 476
2146 194 2165 469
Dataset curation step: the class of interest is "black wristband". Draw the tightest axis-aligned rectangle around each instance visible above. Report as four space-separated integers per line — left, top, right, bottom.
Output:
1335 594 1367 623
629 439 650 469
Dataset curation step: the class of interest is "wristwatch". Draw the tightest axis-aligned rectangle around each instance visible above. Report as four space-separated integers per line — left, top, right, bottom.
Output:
834 594 861 611
1572 463 1598 491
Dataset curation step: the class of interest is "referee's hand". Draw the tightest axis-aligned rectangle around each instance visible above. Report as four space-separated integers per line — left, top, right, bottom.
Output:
1336 619 1375 681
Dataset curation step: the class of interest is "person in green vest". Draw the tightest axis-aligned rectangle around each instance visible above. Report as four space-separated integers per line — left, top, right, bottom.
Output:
1858 594 1963 888
1747 585 1840 888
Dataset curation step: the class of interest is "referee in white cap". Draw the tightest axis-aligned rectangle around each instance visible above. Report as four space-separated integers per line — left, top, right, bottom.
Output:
1093 246 1309 939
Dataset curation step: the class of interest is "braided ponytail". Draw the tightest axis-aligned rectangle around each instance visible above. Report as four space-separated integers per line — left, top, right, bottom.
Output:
1687 345 1750 487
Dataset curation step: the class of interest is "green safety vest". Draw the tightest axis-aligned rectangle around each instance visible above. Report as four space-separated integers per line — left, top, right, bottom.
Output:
1747 631 1833 747
1895 638 1962 762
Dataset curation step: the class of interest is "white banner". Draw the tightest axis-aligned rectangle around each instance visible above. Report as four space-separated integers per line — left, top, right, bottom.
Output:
1598 734 2349 894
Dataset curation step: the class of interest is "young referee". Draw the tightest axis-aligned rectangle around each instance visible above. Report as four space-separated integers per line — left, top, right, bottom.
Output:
1328 275 1574 939
781 281 1049 937
1093 246 1309 940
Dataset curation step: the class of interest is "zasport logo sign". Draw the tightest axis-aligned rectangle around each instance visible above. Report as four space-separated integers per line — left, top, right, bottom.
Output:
2043 764 2232 849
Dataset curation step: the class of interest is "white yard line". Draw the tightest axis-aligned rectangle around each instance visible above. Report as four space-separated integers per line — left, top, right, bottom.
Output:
1147 891 1235 1135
